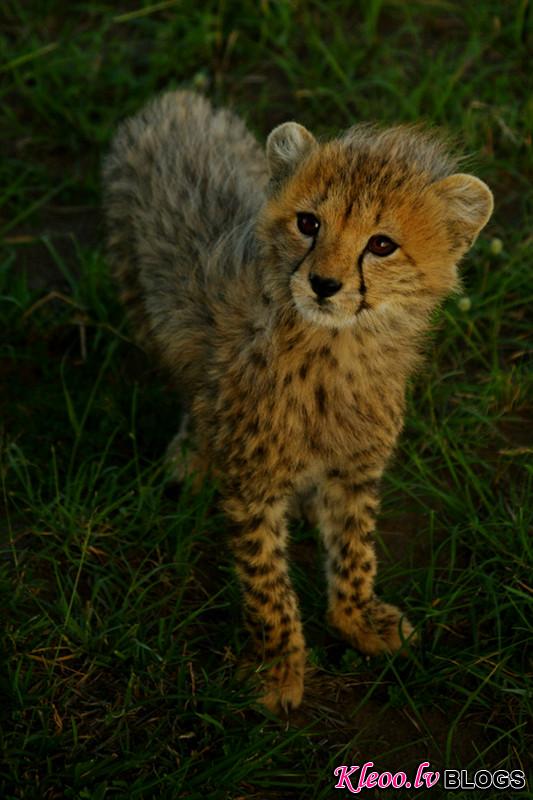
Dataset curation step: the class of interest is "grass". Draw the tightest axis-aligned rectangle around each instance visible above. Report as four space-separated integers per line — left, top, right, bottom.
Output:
1 1 532 798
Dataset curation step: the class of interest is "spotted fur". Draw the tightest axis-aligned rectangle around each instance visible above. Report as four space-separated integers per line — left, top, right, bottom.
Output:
103 90 493 713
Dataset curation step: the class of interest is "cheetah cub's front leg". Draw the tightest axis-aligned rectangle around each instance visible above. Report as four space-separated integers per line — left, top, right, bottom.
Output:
225 495 306 713
318 471 416 655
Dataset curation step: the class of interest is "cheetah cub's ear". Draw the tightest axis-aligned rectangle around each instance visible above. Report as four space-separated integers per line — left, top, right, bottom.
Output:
431 173 494 255
266 122 317 184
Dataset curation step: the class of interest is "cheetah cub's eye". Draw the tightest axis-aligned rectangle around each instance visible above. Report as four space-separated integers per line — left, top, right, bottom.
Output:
367 235 398 257
297 212 320 237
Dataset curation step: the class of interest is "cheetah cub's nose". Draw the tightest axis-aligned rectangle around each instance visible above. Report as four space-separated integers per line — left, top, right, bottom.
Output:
309 273 343 298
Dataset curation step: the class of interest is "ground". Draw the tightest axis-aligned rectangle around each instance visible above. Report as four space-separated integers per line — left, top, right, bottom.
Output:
1 2 532 798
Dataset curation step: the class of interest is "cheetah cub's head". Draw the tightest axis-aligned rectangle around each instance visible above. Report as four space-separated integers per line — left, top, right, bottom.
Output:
257 121 493 330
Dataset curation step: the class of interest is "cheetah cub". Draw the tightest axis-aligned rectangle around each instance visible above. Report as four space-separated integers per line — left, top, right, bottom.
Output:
103 91 493 713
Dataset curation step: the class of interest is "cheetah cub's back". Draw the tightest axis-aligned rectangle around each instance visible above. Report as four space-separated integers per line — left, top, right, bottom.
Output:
103 90 269 391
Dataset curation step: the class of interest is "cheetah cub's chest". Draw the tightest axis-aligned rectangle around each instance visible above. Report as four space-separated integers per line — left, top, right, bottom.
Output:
225 323 405 475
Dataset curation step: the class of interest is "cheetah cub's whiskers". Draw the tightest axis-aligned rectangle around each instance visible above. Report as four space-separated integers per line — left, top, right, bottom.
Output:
103 91 493 714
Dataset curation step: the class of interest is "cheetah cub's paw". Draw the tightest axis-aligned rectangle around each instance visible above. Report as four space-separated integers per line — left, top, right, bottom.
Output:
259 650 306 714
164 414 208 490
164 414 194 482
330 600 417 657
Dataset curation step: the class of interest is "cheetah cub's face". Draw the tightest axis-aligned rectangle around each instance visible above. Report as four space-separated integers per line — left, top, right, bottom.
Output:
258 122 493 329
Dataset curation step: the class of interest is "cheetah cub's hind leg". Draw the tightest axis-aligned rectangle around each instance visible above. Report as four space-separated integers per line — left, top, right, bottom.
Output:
165 413 208 490
318 471 416 656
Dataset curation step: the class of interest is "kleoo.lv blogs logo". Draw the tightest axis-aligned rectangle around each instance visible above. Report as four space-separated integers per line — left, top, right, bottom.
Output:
333 761 527 793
